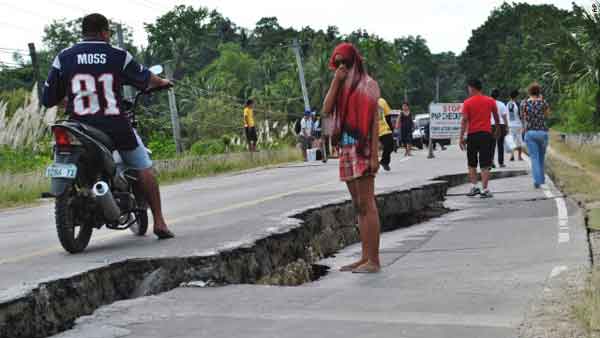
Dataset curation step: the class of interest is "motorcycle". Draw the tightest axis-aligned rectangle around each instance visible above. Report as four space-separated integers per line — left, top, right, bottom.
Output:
43 65 170 254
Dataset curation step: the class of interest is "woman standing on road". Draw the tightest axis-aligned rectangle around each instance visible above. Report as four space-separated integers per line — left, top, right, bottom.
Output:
323 43 382 273
395 102 414 157
521 82 551 188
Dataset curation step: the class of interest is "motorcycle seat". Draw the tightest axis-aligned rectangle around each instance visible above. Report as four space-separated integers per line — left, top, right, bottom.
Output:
59 121 115 150
79 124 115 150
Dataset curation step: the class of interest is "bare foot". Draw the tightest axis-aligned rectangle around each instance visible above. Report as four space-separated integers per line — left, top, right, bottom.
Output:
352 261 381 273
340 259 367 272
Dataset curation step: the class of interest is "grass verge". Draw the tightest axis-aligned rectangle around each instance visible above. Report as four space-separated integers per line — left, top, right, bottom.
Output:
0 148 302 209
573 269 600 336
0 172 50 209
547 131 600 336
547 131 600 209
154 147 302 183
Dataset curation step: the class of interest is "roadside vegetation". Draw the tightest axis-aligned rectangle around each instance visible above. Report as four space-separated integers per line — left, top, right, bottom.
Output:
546 131 600 336
0 145 301 209
573 269 600 336
547 132 600 207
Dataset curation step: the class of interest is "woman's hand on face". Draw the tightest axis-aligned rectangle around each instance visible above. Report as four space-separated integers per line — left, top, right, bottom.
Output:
334 66 348 83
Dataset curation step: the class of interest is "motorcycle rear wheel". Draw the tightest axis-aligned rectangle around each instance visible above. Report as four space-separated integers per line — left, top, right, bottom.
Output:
129 209 148 236
55 188 93 254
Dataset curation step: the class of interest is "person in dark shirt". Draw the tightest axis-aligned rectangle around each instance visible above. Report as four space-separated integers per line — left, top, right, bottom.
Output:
42 13 174 239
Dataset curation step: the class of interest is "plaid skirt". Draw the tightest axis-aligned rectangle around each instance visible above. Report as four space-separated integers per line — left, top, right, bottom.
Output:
339 144 374 182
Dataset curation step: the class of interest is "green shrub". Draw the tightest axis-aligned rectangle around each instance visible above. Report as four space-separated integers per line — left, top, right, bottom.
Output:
147 135 177 159
556 84 600 133
0 145 51 173
190 139 226 156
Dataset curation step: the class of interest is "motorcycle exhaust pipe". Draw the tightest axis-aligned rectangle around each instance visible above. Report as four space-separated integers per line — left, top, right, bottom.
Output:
92 181 121 222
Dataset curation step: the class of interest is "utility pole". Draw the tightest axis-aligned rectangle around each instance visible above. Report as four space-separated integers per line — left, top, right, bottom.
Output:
292 39 311 113
28 43 41 106
165 64 183 154
435 75 440 103
116 24 133 101
403 88 408 103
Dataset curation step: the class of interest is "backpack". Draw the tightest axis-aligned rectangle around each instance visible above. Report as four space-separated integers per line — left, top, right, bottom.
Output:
508 102 516 114
294 119 302 134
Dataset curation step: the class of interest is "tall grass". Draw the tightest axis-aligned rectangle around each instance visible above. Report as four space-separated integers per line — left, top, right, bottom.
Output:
0 85 57 150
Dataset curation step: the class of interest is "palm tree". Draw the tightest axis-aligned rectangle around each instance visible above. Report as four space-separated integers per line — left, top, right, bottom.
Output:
550 2 600 124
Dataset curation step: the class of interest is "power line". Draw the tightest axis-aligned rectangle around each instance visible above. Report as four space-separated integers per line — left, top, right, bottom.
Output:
0 47 28 53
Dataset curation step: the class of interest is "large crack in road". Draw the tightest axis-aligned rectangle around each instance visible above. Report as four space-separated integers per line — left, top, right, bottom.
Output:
0 170 526 338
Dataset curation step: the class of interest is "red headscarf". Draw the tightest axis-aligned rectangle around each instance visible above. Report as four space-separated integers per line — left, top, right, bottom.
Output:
329 43 380 157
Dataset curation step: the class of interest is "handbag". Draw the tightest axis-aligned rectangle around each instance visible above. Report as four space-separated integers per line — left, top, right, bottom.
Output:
330 112 342 147
504 133 516 153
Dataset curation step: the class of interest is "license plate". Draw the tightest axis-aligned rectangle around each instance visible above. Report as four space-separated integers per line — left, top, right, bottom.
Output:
45 164 78 179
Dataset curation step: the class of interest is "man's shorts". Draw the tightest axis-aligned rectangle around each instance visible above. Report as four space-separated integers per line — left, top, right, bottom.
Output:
467 131 493 169
245 127 258 143
299 135 313 150
119 130 153 170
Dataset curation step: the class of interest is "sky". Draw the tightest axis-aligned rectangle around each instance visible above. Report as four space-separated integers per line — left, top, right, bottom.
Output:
0 0 588 65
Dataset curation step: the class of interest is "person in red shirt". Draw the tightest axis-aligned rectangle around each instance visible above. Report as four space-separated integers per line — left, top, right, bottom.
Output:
459 79 500 198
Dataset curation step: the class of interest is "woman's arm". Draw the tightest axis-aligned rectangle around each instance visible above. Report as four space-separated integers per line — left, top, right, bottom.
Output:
370 109 380 172
322 67 347 116
323 78 341 116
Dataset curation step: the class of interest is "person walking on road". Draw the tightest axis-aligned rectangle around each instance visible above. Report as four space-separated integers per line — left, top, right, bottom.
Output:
395 102 414 157
244 100 257 152
459 79 500 198
507 90 524 161
323 42 381 273
299 110 314 161
490 89 509 168
521 83 551 189
377 98 394 171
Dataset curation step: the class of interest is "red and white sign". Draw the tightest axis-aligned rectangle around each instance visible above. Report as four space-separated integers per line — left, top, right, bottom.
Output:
429 103 463 139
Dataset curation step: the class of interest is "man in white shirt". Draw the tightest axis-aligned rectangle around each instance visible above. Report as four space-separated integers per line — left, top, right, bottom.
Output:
490 89 510 168
299 110 314 161
507 90 524 161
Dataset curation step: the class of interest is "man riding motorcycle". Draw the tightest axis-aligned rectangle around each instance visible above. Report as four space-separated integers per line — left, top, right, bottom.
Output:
42 13 175 239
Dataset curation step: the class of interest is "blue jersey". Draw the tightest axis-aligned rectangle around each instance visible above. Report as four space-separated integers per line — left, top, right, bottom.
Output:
42 40 151 150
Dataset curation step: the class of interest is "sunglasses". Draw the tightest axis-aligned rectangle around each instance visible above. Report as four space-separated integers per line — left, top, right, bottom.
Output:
334 58 353 69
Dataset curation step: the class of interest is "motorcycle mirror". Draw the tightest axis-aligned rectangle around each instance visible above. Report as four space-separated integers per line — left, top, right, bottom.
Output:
148 65 164 75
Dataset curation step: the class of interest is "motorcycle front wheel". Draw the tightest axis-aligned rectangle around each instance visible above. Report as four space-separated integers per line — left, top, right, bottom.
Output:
55 187 93 254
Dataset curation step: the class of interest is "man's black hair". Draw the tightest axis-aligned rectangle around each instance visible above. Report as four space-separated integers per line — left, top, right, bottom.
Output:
82 13 110 37
510 89 519 99
491 88 500 100
467 78 483 91
245 99 254 106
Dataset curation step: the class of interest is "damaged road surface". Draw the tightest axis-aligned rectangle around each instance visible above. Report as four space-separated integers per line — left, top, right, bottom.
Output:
50 175 589 338
0 148 588 338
